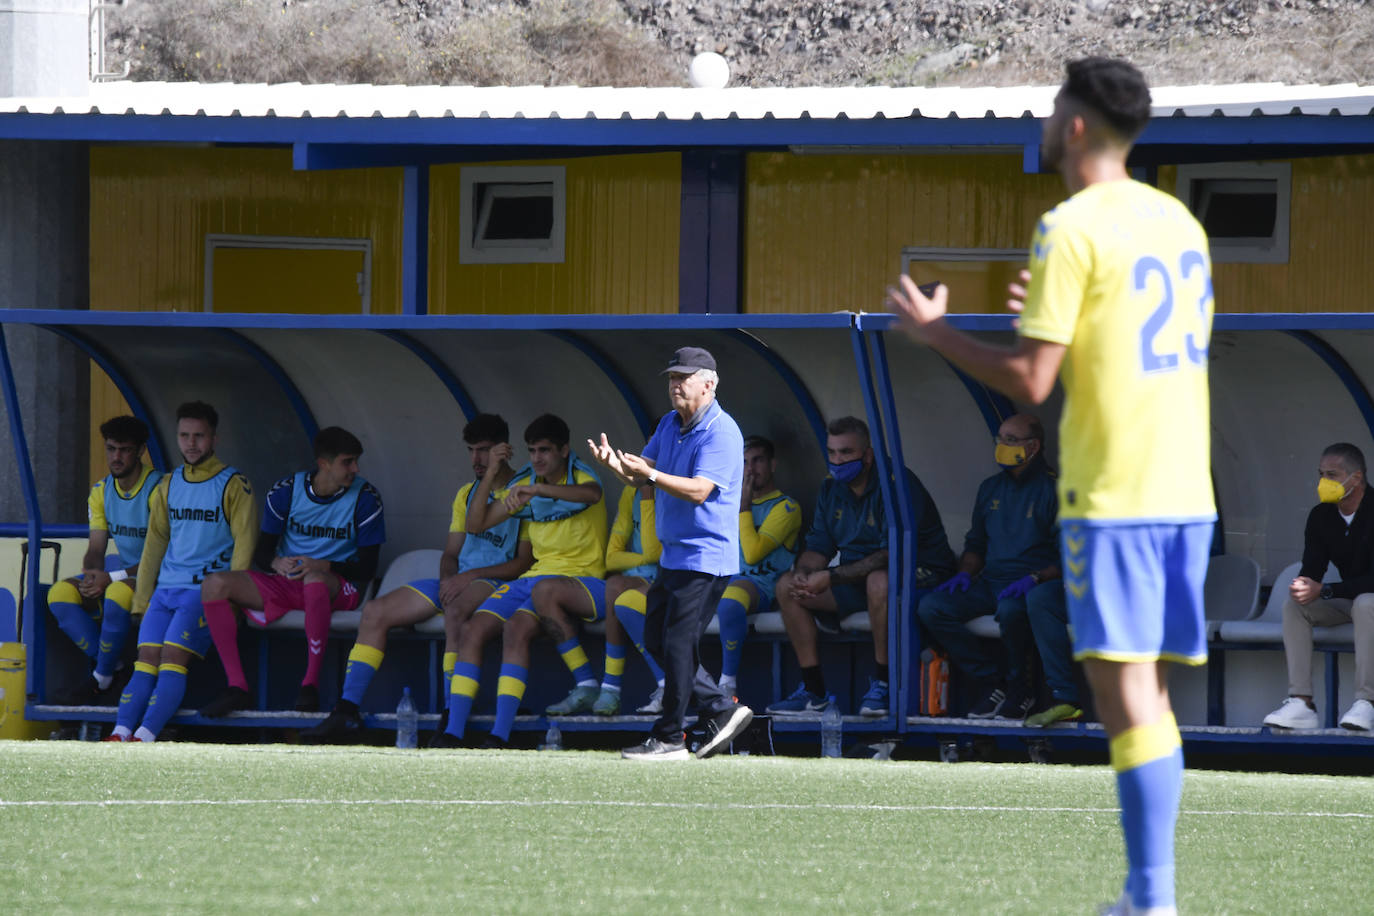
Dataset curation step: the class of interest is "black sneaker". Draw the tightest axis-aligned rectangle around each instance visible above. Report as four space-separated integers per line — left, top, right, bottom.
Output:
1000 684 1034 720
299 702 364 743
198 686 254 718
621 736 689 761
967 687 1006 719
428 730 464 749
695 703 754 759
479 733 509 750
294 684 320 712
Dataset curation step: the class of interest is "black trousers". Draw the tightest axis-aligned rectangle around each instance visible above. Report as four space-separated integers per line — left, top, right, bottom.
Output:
643 567 732 741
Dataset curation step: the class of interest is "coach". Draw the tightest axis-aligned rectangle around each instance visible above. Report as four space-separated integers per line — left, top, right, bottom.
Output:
588 346 754 760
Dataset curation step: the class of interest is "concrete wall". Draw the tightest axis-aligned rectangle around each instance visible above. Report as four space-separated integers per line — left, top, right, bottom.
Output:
0 0 89 98
0 140 91 527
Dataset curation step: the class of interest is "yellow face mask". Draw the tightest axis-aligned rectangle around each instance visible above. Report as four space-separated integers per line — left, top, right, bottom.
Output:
995 443 1027 468
1318 476 1350 504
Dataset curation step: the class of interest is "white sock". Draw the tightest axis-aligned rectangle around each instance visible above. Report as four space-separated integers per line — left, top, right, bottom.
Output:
598 684 621 694
110 725 131 740
93 672 113 690
132 726 157 743
719 676 737 694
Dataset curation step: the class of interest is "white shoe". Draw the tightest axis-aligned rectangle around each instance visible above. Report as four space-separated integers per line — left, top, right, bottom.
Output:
1263 696 1319 729
1098 892 1177 916
1338 698 1374 731
635 685 664 715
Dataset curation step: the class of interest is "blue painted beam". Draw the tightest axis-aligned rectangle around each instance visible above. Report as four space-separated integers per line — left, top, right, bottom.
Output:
401 164 430 316
0 326 46 697
215 330 320 446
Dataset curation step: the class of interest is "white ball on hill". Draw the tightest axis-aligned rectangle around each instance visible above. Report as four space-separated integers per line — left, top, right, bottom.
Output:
689 52 730 89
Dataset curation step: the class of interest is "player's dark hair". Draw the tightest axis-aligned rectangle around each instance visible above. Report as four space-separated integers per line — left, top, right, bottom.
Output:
827 416 870 448
463 413 510 446
99 415 149 447
176 400 218 431
1323 443 1366 477
314 426 363 461
744 435 775 461
525 413 570 448
1061 57 1152 141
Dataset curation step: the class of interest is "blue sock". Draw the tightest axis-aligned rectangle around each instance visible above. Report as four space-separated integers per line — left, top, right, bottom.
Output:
116 661 158 732
47 580 97 660
555 638 596 688
139 663 189 739
491 663 527 741
614 592 666 682
601 643 626 691
340 644 385 707
716 588 751 682
445 661 481 739
1112 715 1183 911
95 597 132 679
442 652 457 709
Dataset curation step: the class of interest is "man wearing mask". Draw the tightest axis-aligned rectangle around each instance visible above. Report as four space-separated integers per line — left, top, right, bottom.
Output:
1263 442 1374 731
766 416 955 717
917 414 1069 721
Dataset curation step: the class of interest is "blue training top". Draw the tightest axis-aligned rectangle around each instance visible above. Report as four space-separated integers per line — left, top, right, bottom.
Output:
159 465 238 586
100 470 164 567
264 470 384 563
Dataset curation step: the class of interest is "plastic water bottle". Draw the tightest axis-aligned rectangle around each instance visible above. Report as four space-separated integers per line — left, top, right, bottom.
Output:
395 687 418 749
820 697 842 758
540 721 563 751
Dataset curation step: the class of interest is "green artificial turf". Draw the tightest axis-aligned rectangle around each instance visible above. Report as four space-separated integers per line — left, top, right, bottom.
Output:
0 742 1369 913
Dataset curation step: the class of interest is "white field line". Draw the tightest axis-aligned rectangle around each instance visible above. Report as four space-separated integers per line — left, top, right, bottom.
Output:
0 798 1369 818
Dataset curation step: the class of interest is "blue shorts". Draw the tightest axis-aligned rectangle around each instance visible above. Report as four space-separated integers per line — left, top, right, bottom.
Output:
403 577 503 614
136 586 212 658
474 575 607 624
735 573 777 612
1061 520 1212 665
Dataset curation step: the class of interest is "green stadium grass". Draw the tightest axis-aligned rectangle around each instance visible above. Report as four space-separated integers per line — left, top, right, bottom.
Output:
0 742 1368 912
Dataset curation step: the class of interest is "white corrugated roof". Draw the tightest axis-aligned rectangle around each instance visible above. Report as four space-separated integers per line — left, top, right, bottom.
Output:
1 80 1372 119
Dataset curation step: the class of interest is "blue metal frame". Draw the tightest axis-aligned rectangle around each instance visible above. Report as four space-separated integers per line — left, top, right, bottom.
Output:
847 323 904 727
0 325 47 697
373 330 479 420
721 329 829 457
401 164 430 316
940 357 1016 434
42 326 169 470
215 329 320 446
542 331 655 440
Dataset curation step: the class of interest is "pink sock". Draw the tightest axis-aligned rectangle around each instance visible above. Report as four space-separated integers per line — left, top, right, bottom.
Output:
301 582 331 687
204 598 248 691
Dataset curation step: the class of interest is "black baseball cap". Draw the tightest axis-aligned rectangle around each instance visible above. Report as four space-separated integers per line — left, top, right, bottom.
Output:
663 346 716 374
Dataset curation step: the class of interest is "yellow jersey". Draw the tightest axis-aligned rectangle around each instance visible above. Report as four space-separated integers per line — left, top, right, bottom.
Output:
1019 179 1216 522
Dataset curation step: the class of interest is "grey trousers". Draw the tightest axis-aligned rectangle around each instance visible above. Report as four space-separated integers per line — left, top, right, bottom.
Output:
1282 593 1374 702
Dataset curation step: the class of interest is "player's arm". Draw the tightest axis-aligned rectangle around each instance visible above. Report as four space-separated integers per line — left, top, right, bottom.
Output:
327 544 380 587
520 476 602 506
791 549 830 577
224 473 260 571
740 498 802 566
830 549 889 586
960 483 990 577
131 478 171 614
466 445 517 533
322 483 384 584
637 492 662 563
604 490 640 573
78 530 113 598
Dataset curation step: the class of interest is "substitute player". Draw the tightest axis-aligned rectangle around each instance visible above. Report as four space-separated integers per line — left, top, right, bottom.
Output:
887 58 1213 916
198 426 384 716
47 416 163 703
106 401 258 742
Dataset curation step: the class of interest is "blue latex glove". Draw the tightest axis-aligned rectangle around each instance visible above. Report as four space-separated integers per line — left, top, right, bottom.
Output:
998 575 1037 601
935 571 972 594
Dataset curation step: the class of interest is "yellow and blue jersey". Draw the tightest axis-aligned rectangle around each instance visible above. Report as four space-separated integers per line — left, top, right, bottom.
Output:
263 470 384 563
450 479 527 572
605 485 659 580
88 465 163 567
1020 179 1216 523
738 489 801 597
508 454 607 579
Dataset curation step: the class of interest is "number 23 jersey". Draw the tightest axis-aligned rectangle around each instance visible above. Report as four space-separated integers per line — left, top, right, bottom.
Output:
1019 178 1216 523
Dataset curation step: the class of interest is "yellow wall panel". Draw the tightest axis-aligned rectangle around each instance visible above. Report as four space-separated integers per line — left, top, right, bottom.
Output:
744 153 1063 314
89 146 404 314
429 153 680 314
1161 155 1374 313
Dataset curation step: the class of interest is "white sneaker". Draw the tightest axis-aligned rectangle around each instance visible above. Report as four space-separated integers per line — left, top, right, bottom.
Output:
1262 696 1319 729
1338 698 1374 731
635 685 664 715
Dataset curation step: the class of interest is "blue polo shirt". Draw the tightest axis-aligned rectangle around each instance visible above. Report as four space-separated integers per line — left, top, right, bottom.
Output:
642 399 743 576
963 456 1059 586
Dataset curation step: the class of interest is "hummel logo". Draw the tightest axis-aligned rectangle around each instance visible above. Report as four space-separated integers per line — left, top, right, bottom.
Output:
308 638 325 654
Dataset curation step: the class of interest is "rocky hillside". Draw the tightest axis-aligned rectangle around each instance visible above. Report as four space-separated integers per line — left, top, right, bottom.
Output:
106 0 1374 88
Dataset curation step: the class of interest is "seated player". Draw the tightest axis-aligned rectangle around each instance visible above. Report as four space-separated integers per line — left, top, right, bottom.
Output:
592 480 667 716
715 435 801 697
302 414 533 742
197 426 384 716
47 415 163 703
437 413 606 748
105 401 257 742
766 416 955 717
